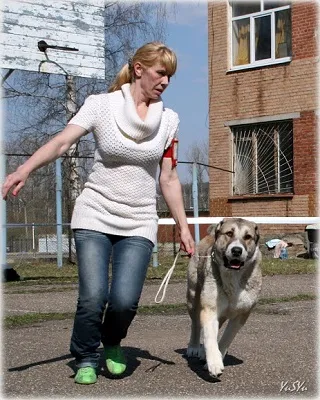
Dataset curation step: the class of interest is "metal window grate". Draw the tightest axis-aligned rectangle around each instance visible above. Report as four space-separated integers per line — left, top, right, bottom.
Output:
232 120 293 195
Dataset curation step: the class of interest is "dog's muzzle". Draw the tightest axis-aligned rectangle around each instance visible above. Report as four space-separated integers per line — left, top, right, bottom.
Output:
224 246 245 270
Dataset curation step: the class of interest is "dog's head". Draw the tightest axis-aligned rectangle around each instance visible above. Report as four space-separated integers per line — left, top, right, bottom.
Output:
214 218 260 271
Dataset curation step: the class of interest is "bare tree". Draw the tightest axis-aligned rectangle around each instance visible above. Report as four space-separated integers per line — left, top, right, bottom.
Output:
184 139 209 211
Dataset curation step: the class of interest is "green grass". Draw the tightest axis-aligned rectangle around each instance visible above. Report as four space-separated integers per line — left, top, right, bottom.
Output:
4 293 317 329
4 312 75 328
6 262 78 282
261 258 317 276
257 293 316 304
5 257 317 286
138 303 188 315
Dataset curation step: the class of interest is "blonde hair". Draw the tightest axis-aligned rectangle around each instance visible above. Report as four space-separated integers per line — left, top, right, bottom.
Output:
108 41 177 93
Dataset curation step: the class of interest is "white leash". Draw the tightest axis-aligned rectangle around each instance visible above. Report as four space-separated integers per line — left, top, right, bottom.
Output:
154 251 181 304
154 251 213 304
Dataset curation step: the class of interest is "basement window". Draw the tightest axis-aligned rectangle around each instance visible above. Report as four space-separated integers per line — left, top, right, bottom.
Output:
230 1 292 70
232 120 293 195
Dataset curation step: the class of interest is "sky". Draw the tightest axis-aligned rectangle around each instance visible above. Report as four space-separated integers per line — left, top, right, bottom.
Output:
163 1 209 163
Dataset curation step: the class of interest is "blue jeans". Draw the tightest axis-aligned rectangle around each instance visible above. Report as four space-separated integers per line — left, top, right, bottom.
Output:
70 229 154 368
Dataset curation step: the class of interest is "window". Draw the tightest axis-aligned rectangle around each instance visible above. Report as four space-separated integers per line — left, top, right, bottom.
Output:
232 121 293 195
231 1 292 69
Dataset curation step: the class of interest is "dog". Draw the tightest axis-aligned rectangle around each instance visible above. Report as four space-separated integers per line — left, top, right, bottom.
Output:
186 217 262 378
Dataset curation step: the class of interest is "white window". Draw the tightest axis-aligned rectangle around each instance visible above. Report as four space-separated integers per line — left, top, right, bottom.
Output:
232 120 293 195
230 1 292 70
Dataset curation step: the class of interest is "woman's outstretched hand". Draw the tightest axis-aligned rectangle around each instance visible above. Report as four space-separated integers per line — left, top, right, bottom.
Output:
2 167 29 200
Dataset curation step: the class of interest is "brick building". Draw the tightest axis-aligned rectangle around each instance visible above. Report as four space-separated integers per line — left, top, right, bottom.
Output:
208 1 318 235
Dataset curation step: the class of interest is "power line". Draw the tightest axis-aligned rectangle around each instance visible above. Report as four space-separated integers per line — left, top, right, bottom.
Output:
179 161 234 174
5 153 93 159
5 154 234 173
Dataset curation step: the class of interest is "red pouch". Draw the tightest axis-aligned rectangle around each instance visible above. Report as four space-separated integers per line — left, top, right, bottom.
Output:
163 138 178 168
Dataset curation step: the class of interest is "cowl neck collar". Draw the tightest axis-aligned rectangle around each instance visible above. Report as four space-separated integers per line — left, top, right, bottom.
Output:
113 83 163 142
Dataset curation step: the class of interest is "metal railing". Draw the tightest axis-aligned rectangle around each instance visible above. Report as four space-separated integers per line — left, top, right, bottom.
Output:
4 217 319 268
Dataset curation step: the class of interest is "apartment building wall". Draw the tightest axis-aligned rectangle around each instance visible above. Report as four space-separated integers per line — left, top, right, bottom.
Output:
208 1 318 234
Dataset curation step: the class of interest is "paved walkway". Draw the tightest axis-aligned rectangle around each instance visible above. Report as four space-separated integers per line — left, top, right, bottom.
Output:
2 274 318 398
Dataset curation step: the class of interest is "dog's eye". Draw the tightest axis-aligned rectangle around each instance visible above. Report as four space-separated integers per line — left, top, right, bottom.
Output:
244 234 252 240
226 231 233 237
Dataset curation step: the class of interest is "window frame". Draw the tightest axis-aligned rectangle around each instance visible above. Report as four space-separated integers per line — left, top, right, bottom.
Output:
231 120 294 196
229 1 292 71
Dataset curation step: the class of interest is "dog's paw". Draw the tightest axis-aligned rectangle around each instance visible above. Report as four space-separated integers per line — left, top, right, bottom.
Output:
186 345 205 360
204 357 225 377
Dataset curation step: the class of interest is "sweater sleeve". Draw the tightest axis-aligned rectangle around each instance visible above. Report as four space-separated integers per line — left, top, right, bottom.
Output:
164 109 180 150
67 95 98 132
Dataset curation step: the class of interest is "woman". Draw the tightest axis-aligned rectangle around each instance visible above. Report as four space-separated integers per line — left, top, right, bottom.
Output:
2 42 195 384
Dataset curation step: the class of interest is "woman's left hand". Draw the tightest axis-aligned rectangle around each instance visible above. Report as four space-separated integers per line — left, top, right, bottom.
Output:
179 228 195 256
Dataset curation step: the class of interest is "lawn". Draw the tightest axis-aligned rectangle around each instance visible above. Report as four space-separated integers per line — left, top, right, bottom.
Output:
4 256 317 286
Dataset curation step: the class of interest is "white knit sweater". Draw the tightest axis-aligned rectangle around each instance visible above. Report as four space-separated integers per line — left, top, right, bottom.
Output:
68 83 179 244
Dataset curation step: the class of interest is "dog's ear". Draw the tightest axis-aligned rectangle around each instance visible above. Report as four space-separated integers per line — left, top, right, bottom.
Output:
215 219 225 240
254 224 260 244
207 224 215 236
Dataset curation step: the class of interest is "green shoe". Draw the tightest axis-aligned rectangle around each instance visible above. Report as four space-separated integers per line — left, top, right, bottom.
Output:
104 345 127 375
74 367 97 384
